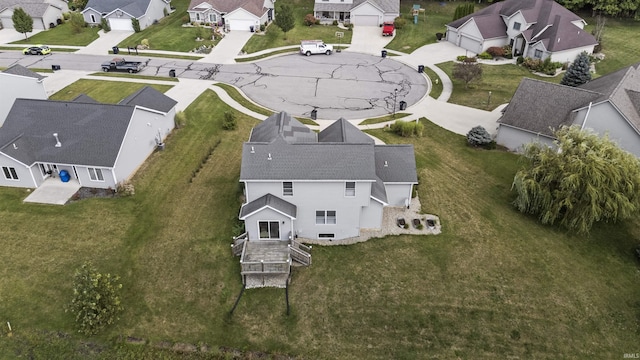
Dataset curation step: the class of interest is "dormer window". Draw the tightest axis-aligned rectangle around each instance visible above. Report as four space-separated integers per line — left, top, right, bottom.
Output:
513 22 521 30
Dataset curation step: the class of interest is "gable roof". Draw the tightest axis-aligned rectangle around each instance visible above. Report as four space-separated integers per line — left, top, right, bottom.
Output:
188 0 267 17
83 0 155 18
374 145 418 183
498 78 600 137
0 0 59 17
314 0 397 13
119 86 177 113
500 64 640 137
0 86 176 167
249 112 317 143
448 0 596 50
239 193 297 219
318 118 374 144
2 64 45 80
72 94 100 103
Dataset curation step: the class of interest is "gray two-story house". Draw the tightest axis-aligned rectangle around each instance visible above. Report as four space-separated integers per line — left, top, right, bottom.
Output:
239 112 417 242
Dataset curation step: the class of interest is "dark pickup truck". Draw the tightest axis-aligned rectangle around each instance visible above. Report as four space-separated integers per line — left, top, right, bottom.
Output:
101 58 145 73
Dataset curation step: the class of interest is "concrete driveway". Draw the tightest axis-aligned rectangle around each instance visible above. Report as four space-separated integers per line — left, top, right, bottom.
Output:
199 30 254 64
346 26 393 55
75 30 134 55
0 28 43 45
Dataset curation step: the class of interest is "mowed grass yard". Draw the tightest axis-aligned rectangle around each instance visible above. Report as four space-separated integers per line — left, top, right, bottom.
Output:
385 0 455 53
0 80 639 358
242 0 352 54
11 21 100 46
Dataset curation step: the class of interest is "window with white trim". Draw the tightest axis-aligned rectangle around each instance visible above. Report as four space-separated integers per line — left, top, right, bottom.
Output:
345 182 355 196
513 22 521 31
316 210 336 225
283 182 293 196
259 221 280 239
534 49 543 58
2 166 18 180
196 13 200 21
88 167 104 181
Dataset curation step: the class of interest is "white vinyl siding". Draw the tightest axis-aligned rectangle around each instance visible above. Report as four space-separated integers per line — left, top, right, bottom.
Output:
88 167 104 181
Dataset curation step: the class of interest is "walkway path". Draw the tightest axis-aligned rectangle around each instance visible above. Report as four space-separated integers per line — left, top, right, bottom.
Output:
199 31 254 64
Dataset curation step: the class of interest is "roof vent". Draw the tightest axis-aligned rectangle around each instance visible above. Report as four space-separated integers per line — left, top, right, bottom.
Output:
384 160 388 167
12 143 17 150
268 153 272 160
53 133 62 148
251 146 255 154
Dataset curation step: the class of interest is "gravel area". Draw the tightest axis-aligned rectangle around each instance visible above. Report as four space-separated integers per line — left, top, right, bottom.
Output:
300 196 441 246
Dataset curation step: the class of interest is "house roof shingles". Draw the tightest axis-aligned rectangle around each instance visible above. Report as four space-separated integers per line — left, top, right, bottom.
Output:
84 0 152 18
498 78 601 137
239 193 297 219
314 0 397 14
119 86 177 113
2 64 45 80
188 0 267 18
318 117 374 144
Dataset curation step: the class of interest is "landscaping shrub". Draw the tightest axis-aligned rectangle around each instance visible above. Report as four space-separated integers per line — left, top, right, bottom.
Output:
332 20 338 26
69 12 86 34
260 24 265 32
452 3 474 21
222 111 237 130
141 38 150 49
466 126 493 148
478 52 492 60
516 56 524 64
561 52 592 86
182 15 189 24
132 18 140 32
67 262 123 335
456 55 467 62
394 16 406 30
463 56 477 63
487 46 505 57
63 12 71 20
390 120 423 137
502 45 512 59
304 14 316 26
100 17 110 32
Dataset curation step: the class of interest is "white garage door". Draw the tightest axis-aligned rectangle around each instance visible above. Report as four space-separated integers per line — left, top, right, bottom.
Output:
1 16 15 29
352 15 379 26
459 35 482 55
228 19 254 31
109 18 133 31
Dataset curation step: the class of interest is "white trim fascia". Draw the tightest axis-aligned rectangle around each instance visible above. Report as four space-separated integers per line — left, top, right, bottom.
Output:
497 123 557 140
105 9 136 19
241 179 376 183
239 204 296 220
0 151 29 167
370 195 388 206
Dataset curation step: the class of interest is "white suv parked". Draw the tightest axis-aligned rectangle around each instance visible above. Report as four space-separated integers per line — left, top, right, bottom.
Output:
300 40 333 56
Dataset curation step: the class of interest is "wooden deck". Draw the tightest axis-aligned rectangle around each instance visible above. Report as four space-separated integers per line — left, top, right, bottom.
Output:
232 236 312 289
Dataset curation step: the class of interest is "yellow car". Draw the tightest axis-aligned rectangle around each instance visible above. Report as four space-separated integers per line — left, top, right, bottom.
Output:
23 45 51 55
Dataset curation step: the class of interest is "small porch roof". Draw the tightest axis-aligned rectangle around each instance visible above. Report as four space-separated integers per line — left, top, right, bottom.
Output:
239 193 297 219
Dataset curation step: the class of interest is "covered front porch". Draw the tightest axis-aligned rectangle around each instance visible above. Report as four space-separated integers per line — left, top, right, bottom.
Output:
314 4 351 24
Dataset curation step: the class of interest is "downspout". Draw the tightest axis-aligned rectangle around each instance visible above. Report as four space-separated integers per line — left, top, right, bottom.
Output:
581 102 593 130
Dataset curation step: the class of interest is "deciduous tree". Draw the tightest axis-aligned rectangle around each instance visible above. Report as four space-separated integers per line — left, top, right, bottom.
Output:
452 62 483 89
69 11 85 34
274 4 294 39
512 126 640 234
12 7 33 40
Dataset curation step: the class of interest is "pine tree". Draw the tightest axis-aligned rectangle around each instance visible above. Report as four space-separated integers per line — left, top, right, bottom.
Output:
560 52 592 87
12 7 33 40
274 4 295 39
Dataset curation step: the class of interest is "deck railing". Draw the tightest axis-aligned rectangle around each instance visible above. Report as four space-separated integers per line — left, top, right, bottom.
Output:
231 232 247 256
289 240 312 266
241 260 290 274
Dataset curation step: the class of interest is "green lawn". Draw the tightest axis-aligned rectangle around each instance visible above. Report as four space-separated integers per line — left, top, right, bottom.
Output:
385 0 458 53
581 14 640 76
48 79 173 103
242 0 352 54
0 79 638 358
437 62 563 110
118 0 217 52
11 22 100 46
424 66 443 99
358 112 410 125
88 72 180 82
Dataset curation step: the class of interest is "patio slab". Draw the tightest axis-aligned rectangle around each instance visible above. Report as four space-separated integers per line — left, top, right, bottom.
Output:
23 178 80 205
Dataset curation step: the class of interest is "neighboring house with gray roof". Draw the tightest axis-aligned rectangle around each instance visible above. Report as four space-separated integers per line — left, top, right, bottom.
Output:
496 63 640 156
446 0 597 63
314 0 398 26
239 112 417 242
0 65 47 128
0 86 177 189
82 0 170 31
187 0 274 31
0 0 67 30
